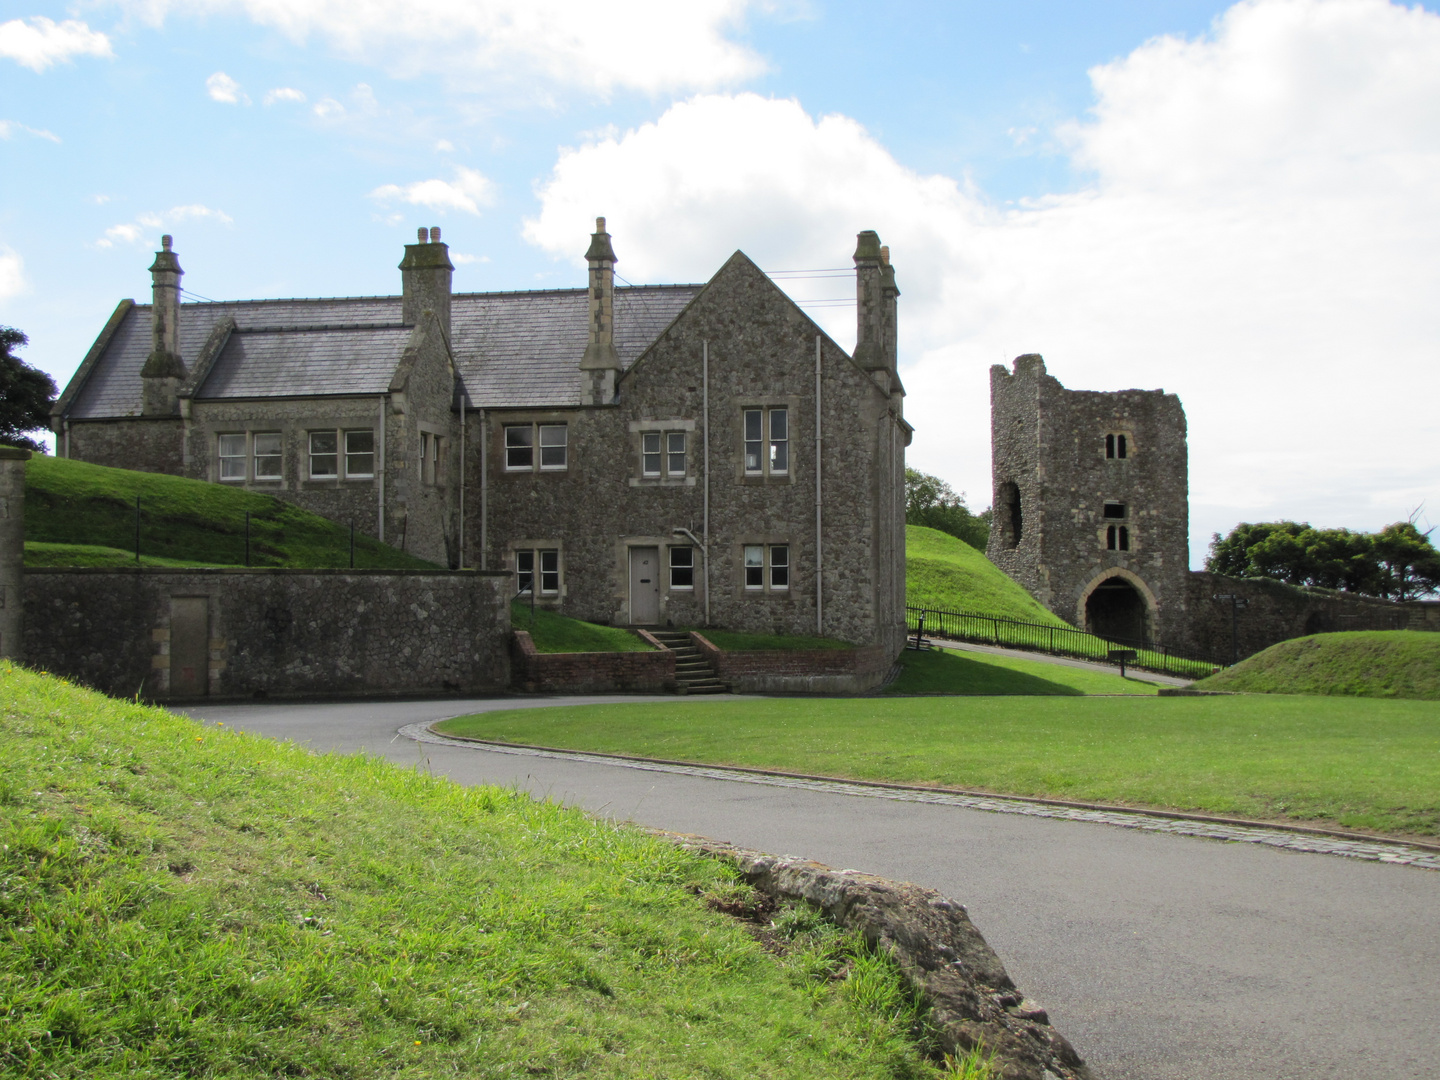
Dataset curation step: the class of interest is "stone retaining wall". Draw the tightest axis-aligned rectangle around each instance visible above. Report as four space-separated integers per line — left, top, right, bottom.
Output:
691 632 895 693
24 567 511 701
510 629 675 693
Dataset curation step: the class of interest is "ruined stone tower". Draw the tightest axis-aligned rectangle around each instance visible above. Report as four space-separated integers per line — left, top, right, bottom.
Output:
987 354 1190 646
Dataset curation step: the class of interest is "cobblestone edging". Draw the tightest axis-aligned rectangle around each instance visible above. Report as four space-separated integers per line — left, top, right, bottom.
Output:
404 724 1440 871
661 834 1091 1080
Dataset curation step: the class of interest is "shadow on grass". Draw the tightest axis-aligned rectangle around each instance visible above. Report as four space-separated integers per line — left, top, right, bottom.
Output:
884 647 1087 696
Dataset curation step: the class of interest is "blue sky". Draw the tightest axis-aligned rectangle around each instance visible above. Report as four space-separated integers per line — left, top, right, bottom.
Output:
4 0 1439 565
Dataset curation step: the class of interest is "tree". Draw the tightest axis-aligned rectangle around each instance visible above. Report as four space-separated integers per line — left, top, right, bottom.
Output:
0 326 56 453
1206 518 1438 600
905 467 990 550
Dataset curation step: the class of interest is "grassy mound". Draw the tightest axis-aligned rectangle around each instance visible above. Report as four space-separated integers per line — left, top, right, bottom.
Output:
0 664 956 1078
512 601 654 653
1194 631 1440 699
24 455 435 569
906 525 1067 626
883 646 1158 696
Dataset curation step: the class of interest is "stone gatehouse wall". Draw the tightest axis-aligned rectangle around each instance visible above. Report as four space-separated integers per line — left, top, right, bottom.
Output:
23 567 511 701
1182 571 1436 662
691 633 894 694
510 629 675 693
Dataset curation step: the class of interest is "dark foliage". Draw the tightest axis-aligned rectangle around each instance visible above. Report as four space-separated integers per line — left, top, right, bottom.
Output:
905 468 990 551
0 326 56 453
1207 518 1440 601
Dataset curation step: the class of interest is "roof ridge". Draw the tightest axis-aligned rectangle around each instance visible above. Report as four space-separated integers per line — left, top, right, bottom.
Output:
234 323 410 334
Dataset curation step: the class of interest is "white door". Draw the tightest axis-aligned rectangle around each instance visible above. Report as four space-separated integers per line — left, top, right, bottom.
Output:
629 546 660 624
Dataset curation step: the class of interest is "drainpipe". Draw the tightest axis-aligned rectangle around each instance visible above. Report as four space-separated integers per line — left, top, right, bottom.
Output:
815 334 823 635
479 408 488 570
377 394 386 543
458 395 465 569
702 340 710 626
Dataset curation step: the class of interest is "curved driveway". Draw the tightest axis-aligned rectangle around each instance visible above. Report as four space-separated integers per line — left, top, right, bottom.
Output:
188 695 1440 1080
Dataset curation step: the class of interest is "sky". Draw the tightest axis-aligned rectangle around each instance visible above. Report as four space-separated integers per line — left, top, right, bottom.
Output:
2 0 1438 568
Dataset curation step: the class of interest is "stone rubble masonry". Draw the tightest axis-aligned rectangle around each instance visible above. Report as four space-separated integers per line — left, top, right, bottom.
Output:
988 354 1191 647
23 567 511 700
509 628 677 694
668 834 1092 1080
690 631 894 694
0 446 31 660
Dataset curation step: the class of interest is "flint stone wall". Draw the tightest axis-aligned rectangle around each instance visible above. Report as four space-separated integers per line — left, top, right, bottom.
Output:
690 632 893 694
24 567 510 700
509 629 676 693
670 835 1092 1080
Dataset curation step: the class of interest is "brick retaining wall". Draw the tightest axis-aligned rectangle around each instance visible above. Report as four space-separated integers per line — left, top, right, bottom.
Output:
510 629 676 693
692 633 895 694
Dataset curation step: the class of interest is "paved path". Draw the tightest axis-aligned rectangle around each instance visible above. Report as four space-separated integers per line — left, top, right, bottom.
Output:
922 637 1195 687
187 696 1440 1080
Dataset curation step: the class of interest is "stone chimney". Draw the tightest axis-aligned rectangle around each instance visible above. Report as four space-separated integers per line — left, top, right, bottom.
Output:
579 216 621 406
141 235 188 416
399 226 454 339
880 244 900 373
852 230 887 374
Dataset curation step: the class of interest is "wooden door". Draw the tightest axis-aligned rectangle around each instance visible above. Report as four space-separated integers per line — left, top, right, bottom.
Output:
169 596 209 697
629 546 660 625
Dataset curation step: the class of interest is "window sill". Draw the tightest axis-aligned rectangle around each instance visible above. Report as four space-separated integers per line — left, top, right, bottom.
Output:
629 476 697 487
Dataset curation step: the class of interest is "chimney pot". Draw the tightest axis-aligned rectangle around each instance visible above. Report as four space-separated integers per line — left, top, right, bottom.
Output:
417 227 428 243
880 245 890 266
161 234 172 251
596 216 606 232
430 226 441 243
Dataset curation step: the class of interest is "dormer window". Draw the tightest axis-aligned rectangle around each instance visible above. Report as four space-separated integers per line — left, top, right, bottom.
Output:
1105 433 1129 459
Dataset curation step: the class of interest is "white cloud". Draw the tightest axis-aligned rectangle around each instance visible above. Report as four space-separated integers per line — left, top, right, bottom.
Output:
0 119 60 142
108 0 765 95
312 97 344 118
435 138 454 152
96 204 234 247
526 0 1440 558
0 16 112 72
0 247 26 299
450 252 489 264
369 166 496 215
263 86 306 104
206 71 249 104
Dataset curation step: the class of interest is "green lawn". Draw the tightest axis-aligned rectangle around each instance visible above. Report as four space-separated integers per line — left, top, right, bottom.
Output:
1194 631 1440 700
905 525 1068 626
884 646 1159 696
436 694 1440 839
0 663 955 1079
513 601 654 653
24 455 435 569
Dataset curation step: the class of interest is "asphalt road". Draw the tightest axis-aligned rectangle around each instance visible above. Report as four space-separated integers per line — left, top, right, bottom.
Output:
186 695 1440 1080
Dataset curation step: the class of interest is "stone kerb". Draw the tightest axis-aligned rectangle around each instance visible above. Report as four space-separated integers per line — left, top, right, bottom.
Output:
690 632 894 694
0 446 31 660
510 629 676 694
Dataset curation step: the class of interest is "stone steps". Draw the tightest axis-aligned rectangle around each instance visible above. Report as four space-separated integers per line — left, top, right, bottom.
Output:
648 630 730 694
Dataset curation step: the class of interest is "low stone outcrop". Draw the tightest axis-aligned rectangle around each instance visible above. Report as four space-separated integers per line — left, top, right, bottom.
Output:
668 835 1092 1080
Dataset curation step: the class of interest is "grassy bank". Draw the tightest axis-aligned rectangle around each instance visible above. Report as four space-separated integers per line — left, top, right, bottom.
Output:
905 526 1068 626
437 694 1440 838
512 601 654 653
24 455 434 569
883 646 1159 696
0 664 962 1078
1194 631 1440 699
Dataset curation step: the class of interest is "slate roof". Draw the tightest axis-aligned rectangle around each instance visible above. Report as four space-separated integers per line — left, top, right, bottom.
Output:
64 286 702 420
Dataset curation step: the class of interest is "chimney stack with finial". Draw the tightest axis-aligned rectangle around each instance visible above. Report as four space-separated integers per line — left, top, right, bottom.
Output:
399 225 454 339
141 234 188 416
852 230 897 389
579 216 621 405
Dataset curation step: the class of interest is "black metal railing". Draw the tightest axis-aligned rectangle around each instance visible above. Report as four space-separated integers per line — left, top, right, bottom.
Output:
904 605 1224 679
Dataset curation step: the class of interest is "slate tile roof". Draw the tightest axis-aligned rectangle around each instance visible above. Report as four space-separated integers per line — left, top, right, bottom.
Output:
65 286 702 419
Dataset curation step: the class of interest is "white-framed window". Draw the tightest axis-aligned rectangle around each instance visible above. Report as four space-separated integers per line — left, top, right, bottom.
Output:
743 407 788 475
1106 525 1131 551
642 431 687 478
345 430 375 478
1105 433 1129 460
669 546 694 590
516 548 560 595
642 432 662 476
253 432 282 480
667 431 686 476
218 433 247 481
309 431 338 478
421 432 443 486
743 543 790 591
505 423 568 472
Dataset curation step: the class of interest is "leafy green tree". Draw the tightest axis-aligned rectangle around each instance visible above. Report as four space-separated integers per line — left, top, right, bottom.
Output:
1372 521 1440 602
0 326 56 453
1207 518 1437 599
905 468 989 551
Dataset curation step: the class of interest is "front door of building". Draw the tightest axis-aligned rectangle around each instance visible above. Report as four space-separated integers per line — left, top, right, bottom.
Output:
629 546 660 625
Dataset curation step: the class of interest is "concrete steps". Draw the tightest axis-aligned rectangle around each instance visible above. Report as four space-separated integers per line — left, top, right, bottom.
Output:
647 630 730 694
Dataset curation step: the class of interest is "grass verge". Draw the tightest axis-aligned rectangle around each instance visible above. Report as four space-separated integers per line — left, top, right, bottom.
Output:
883 646 1159 696
0 663 955 1078
1194 631 1440 700
25 455 435 569
23 541 240 568
436 694 1440 839
906 525 1068 626
512 600 654 653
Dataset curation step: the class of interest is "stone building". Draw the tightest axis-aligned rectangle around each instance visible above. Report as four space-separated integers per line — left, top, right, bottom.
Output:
53 222 910 652
987 354 1191 646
